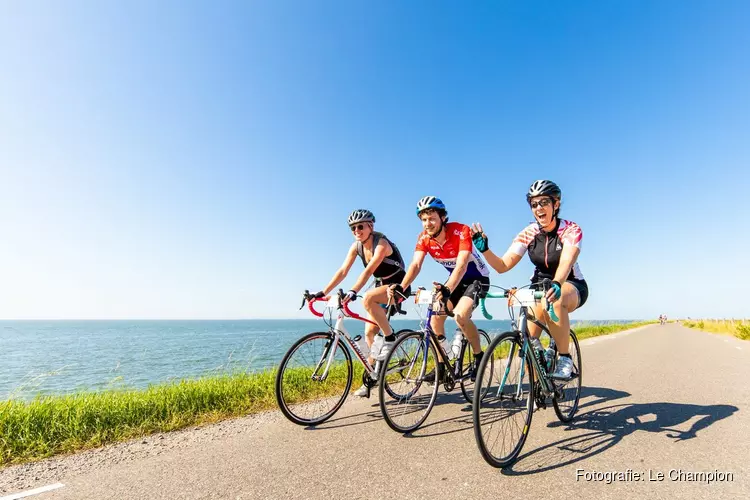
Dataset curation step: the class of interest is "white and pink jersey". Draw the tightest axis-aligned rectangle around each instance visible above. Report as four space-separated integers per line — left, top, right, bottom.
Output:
509 219 584 281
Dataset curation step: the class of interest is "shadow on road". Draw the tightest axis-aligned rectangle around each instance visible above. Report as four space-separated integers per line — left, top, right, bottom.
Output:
502 399 738 475
405 386 632 439
303 408 382 430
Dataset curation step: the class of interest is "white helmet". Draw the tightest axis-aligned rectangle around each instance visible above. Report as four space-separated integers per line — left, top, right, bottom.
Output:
347 209 375 225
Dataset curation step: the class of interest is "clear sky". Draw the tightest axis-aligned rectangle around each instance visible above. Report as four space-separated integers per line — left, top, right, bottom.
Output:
1 1 748 320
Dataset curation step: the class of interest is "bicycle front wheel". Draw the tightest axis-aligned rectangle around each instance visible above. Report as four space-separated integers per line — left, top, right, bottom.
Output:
378 330 439 433
552 329 582 423
473 331 534 468
459 329 493 404
275 331 353 426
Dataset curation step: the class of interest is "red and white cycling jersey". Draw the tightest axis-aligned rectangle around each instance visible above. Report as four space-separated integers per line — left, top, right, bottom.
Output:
415 222 490 279
509 219 584 281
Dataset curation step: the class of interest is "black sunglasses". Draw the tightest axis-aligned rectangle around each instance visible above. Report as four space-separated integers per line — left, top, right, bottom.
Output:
530 198 553 209
350 224 366 232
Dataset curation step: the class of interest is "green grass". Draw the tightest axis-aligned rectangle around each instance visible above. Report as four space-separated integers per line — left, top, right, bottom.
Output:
681 319 750 340
0 320 651 467
0 364 364 467
573 320 656 340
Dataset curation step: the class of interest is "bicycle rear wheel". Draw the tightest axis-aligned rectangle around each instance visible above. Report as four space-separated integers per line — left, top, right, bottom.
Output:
382 329 426 400
378 330 439 433
552 329 582 423
275 331 352 426
459 329 493 403
472 331 534 468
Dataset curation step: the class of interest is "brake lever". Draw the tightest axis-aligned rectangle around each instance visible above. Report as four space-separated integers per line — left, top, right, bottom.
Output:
300 290 311 310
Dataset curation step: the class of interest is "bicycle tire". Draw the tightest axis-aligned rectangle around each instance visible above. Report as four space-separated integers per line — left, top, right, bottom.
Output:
275 331 353 426
459 329 493 403
473 331 535 468
552 329 582 423
378 330 440 433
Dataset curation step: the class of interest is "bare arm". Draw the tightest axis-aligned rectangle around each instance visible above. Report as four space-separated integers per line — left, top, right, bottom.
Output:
482 247 523 274
399 250 427 290
321 244 358 295
444 250 470 292
470 222 523 274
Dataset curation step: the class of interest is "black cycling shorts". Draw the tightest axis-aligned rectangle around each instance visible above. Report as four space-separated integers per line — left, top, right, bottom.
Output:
448 276 490 309
531 278 588 309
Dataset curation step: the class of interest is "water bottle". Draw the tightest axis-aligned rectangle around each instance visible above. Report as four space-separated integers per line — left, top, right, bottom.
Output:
530 337 547 372
451 329 464 360
544 337 556 372
355 335 371 359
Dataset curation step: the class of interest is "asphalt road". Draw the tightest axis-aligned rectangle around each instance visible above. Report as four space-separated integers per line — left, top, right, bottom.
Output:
2 324 748 500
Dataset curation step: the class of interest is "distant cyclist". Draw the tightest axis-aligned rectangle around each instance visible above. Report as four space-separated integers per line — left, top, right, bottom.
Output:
313 209 410 396
471 180 588 379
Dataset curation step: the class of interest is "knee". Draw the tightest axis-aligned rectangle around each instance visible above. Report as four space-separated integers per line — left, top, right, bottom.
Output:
553 299 569 314
362 292 376 310
454 310 469 328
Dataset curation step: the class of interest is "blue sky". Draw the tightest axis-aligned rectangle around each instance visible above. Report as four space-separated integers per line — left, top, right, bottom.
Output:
1 1 748 320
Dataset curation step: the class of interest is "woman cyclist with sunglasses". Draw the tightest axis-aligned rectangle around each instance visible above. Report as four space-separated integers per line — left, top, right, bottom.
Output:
312 209 411 396
470 180 589 379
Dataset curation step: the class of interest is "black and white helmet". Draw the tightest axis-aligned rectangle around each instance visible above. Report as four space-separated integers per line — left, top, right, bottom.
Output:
526 180 561 203
347 209 375 225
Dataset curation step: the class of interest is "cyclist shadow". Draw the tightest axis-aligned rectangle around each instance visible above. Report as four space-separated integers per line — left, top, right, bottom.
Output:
502 397 738 475
302 406 384 430
401 392 476 438
405 385 630 439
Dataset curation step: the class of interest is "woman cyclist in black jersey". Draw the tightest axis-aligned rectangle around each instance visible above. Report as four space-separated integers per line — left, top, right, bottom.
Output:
312 209 410 396
470 180 589 379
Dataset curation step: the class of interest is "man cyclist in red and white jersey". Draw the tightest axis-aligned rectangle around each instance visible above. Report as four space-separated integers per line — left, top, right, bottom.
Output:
387 196 490 381
471 180 588 380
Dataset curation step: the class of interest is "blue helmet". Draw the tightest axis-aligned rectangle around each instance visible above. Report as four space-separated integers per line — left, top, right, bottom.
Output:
416 196 446 216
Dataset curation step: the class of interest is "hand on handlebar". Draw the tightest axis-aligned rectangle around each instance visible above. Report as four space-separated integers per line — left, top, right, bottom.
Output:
387 284 404 301
432 282 451 307
342 289 357 305
544 280 562 303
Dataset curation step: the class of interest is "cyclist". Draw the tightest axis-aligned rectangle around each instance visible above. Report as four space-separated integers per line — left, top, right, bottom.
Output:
471 180 588 379
312 209 410 396
388 196 490 382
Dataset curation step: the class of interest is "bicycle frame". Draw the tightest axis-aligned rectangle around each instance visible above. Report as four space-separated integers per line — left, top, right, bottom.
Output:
502 308 556 397
480 287 558 398
411 289 471 382
306 295 380 380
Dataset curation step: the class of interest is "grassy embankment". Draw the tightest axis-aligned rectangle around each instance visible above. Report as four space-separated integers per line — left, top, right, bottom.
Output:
681 319 750 341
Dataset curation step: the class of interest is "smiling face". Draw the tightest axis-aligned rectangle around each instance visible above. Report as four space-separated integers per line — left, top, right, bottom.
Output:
419 209 444 237
529 196 559 228
350 222 372 242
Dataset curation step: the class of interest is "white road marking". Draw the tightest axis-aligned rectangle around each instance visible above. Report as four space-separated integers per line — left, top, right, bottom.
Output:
0 483 65 500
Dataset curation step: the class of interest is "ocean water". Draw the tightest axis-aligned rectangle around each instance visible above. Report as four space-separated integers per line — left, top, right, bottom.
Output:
1 319 517 400
0 318 631 400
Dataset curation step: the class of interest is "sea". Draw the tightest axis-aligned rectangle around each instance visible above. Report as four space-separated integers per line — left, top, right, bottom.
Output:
0 318 626 400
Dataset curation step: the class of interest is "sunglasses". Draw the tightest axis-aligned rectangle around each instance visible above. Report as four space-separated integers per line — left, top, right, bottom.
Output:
530 198 553 209
350 224 366 232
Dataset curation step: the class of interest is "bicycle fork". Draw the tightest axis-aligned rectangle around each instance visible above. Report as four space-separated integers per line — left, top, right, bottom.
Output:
495 318 556 399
